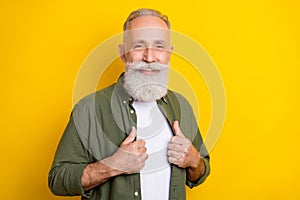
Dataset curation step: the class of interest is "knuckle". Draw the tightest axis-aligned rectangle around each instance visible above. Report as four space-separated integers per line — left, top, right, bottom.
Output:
141 148 147 153
167 150 171 156
168 144 175 150
140 140 146 145
141 153 148 160
137 147 146 153
183 148 188 154
133 145 139 150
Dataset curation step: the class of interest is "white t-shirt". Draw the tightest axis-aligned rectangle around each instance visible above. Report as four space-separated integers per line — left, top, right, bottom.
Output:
133 101 173 200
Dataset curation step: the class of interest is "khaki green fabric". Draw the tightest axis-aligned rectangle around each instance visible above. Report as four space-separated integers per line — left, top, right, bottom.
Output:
48 75 210 200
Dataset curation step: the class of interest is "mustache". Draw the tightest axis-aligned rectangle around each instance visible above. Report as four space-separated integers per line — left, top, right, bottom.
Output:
126 61 169 71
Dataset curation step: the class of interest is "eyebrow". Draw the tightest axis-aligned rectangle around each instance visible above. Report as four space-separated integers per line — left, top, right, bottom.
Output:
133 40 147 44
154 40 167 45
133 40 167 45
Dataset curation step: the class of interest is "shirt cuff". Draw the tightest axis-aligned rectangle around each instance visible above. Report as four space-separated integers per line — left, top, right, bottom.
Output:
49 163 90 197
186 157 210 188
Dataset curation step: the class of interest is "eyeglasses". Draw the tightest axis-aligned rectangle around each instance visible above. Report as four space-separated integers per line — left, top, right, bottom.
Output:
129 43 171 54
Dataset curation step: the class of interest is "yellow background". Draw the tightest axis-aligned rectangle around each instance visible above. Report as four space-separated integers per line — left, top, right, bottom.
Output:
1 0 299 199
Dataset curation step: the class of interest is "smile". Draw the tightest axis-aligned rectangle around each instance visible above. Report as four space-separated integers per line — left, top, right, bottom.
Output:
138 69 159 75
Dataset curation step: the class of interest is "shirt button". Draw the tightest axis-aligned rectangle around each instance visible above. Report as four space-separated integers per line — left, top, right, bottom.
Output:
130 110 135 114
134 192 139 196
123 100 126 104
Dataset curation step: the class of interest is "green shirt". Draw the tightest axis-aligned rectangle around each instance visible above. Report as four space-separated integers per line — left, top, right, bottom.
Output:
48 76 210 200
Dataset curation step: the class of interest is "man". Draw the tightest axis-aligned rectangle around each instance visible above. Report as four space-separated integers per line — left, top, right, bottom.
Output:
48 8 210 200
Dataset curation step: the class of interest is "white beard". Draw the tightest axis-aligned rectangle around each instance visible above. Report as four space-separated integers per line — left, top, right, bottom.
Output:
123 61 169 102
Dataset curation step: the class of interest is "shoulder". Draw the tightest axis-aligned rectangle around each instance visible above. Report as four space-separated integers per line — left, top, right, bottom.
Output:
73 83 117 113
165 89 192 110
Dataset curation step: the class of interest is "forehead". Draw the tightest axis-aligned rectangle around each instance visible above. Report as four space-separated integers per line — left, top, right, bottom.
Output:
124 15 170 45
124 28 170 44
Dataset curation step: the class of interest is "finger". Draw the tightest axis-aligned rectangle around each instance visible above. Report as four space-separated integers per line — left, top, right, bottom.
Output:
141 152 149 161
138 147 147 154
168 143 181 151
168 156 178 164
173 121 184 137
122 126 137 145
168 142 186 155
128 147 147 155
169 136 186 145
134 139 146 148
167 149 182 159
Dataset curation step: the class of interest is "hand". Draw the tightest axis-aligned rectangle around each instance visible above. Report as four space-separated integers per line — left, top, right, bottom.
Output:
167 121 200 169
101 126 148 174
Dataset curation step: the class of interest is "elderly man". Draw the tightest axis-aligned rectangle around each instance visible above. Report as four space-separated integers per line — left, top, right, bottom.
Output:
48 8 210 200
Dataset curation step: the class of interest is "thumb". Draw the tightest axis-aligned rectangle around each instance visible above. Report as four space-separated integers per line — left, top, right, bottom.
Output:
122 126 137 144
173 121 184 137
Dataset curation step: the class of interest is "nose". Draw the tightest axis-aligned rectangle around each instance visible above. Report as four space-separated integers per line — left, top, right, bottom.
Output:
142 48 156 63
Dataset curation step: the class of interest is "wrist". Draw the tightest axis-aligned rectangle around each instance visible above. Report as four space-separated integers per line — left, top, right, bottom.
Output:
189 153 201 170
187 145 201 169
100 156 124 177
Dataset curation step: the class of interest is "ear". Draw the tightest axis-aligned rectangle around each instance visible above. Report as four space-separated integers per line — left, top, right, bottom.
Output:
118 44 127 63
169 45 174 54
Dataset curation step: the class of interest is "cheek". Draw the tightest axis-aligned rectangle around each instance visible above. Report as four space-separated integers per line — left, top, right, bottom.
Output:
125 52 142 63
157 52 171 64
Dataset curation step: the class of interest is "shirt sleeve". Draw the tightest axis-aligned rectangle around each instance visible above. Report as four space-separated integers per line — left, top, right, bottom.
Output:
185 155 210 188
185 121 211 188
48 114 92 198
177 94 211 188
